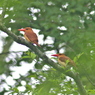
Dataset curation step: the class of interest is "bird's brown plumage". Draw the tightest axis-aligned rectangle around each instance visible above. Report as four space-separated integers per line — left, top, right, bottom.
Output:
18 27 40 47
51 53 76 67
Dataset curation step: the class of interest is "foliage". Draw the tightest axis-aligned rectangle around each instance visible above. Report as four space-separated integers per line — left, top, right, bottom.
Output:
0 0 95 95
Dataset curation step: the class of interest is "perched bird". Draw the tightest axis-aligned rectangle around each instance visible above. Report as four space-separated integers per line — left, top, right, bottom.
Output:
51 53 76 67
18 27 40 47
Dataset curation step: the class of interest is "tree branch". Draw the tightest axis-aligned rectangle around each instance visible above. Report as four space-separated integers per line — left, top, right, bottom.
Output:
0 24 87 95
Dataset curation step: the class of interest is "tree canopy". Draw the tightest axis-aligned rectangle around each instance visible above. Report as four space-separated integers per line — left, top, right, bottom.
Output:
0 0 95 95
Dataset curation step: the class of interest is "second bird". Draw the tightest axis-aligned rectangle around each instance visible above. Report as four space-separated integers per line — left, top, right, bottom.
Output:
51 53 76 67
18 27 40 47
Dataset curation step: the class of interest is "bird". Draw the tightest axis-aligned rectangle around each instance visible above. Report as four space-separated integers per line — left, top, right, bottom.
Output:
51 53 76 67
18 27 40 47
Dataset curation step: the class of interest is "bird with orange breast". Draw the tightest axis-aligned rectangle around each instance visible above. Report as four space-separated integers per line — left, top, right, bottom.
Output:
51 53 76 67
18 27 40 47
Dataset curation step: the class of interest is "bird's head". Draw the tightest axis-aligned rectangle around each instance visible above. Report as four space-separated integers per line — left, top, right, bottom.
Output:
51 53 65 57
18 27 32 32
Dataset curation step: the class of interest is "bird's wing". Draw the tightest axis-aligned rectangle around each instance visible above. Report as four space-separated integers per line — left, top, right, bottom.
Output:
25 31 38 42
59 56 69 63
59 56 76 67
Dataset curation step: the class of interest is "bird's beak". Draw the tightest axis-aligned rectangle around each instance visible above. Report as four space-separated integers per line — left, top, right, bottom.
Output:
18 29 26 31
51 54 59 57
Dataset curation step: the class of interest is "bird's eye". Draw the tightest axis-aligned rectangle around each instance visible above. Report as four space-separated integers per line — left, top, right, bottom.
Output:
26 29 28 30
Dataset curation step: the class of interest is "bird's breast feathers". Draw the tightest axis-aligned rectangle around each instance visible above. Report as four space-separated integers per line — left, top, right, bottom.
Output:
58 58 66 67
24 34 31 42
